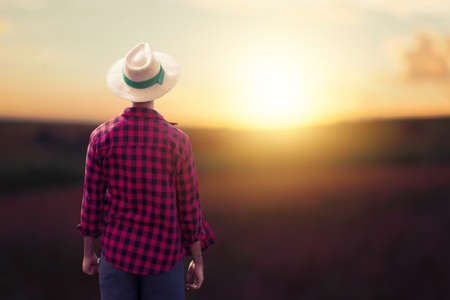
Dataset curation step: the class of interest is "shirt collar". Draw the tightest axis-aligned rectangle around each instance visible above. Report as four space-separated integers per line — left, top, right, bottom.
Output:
121 106 178 125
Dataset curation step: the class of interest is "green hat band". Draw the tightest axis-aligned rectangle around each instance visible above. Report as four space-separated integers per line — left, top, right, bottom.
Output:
123 65 165 89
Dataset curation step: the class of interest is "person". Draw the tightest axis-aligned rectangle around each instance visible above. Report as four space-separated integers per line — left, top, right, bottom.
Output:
76 42 216 300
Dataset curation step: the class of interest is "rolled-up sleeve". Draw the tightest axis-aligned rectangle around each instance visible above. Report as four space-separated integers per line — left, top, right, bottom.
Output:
175 134 203 249
76 131 107 239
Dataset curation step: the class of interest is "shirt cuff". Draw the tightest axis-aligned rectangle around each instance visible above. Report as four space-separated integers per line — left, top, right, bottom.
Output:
182 219 216 258
76 223 101 238
182 231 201 246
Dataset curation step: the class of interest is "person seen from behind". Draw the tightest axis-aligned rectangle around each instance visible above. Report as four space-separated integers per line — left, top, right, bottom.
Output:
76 42 216 300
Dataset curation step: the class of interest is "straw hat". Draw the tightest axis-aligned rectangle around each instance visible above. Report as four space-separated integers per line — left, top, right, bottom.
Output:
106 42 180 102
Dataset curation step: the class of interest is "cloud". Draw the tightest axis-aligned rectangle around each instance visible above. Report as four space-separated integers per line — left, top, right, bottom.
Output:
393 31 450 83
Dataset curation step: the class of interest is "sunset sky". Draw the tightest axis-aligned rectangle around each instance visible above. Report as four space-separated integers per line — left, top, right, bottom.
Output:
1 0 450 129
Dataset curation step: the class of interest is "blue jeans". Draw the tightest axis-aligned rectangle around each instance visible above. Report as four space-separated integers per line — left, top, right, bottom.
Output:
99 251 186 300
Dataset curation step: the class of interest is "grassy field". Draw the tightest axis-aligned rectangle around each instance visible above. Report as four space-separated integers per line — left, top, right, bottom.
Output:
1 116 450 299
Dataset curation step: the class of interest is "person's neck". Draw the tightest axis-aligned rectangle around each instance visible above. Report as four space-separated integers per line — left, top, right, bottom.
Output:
132 101 154 110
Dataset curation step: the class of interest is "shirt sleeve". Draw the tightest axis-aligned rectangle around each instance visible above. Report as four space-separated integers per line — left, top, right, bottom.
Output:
175 133 203 250
76 131 108 239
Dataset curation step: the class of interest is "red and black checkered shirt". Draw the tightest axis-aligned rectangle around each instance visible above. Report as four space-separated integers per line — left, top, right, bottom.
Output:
76 106 216 275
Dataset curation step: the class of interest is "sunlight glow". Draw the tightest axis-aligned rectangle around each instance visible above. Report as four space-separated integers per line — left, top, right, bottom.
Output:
242 61 313 129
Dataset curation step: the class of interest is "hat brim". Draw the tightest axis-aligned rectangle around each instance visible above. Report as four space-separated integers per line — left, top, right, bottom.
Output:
106 51 180 102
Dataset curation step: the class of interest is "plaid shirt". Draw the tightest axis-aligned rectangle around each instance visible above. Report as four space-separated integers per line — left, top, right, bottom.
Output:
76 106 216 275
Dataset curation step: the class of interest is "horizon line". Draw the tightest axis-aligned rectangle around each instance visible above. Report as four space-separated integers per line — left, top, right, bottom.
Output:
1 113 450 131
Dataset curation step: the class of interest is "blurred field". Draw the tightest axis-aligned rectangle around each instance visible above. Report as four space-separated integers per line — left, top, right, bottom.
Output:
1 116 450 300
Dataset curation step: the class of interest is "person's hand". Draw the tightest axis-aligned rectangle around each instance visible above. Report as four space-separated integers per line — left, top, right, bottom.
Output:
186 259 204 290
82 253 100 275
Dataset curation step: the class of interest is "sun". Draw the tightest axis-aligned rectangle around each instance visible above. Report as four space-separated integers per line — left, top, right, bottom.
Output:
241 60 312 129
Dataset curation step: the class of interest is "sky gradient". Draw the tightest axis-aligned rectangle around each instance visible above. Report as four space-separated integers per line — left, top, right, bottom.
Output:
1 0 450 129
